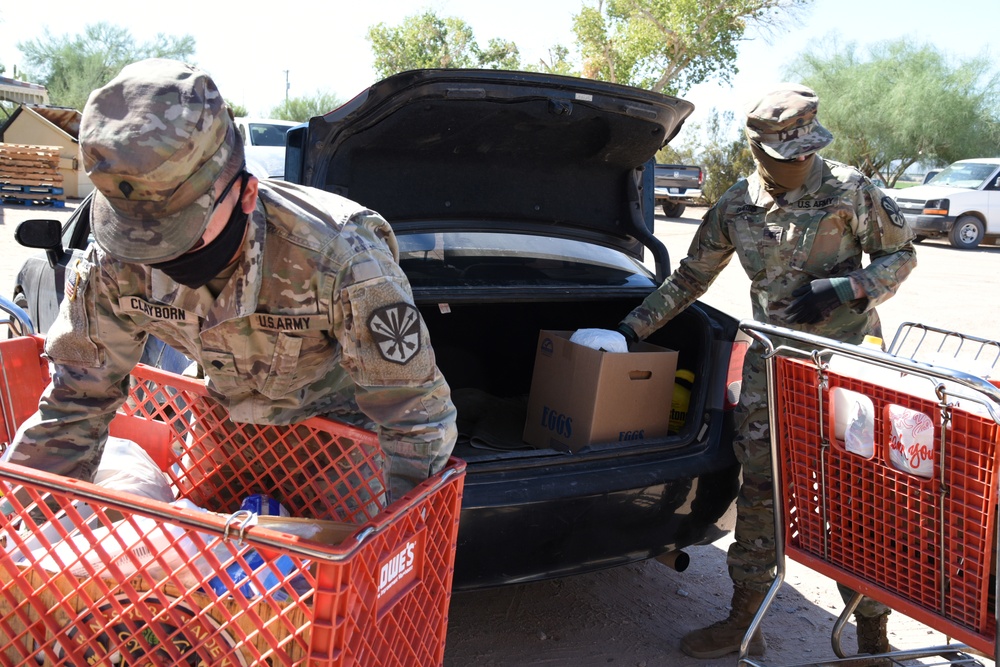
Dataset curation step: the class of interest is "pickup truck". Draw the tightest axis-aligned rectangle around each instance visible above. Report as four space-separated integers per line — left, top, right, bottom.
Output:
654 163 704 218
890 157 1000 249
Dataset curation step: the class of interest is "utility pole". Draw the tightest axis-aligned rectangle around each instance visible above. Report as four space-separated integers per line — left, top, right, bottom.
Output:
283 70 290 104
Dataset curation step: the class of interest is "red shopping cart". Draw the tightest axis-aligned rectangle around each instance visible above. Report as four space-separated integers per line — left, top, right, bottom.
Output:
0 332 465 666
737 321 1000 667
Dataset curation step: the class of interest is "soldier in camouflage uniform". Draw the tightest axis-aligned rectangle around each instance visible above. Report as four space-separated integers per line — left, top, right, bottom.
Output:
615 84 916 663
3 58 457 509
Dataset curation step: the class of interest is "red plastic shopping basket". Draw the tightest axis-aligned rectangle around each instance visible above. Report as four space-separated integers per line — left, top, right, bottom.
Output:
775 354 998 656
0 335 465 666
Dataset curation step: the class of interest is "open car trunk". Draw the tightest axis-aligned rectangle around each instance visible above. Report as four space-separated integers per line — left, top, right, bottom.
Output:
417 297 717 464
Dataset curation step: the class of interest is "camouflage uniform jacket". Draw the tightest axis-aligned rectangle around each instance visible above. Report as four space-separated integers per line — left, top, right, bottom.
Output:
7 180 457 497
621 157 916 344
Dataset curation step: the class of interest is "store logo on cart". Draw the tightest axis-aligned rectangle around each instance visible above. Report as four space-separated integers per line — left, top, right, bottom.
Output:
56 594 249 666
377 530 425 611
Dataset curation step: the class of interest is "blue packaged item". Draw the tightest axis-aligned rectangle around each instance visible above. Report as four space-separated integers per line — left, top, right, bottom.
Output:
240 494 289 517
207 550 308 601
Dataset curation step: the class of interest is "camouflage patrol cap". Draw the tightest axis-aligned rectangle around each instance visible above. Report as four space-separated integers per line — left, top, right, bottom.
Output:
80 58 242 264
744 83 833 160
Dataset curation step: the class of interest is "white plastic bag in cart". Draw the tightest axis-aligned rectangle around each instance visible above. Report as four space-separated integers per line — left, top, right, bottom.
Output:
93 435 175 503
4 435 176 560
832 388 875 458
887 404 935 478
26 499 212 586
25 498 310 601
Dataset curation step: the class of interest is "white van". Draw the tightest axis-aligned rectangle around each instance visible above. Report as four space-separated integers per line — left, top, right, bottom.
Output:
233 117 298 180
892 157 1000 249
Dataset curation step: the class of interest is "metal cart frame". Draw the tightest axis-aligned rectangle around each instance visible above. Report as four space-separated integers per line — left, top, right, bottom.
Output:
736 321 1000 667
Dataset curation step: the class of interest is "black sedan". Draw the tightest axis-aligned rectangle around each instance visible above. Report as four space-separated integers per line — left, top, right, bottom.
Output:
285 69 745 589
14 69 745 590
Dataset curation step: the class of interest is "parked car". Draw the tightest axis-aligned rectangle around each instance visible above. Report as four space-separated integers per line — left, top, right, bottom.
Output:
13 70 745 591
653 163 704 218
891 157 1000 249
286 69 744 590
233 117 298 180
13 197 191 373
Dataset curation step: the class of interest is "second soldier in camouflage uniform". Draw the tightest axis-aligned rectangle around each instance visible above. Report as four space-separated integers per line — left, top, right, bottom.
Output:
4 58 457 510
615 84 916 663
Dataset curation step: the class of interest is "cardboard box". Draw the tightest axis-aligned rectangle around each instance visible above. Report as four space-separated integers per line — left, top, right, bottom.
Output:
522 330 678 451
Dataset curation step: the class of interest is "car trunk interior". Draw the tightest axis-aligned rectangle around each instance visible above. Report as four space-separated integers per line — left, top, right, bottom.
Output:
416 298 711 464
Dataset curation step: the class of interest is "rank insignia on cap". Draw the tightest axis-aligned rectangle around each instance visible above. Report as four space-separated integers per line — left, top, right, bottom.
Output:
368 302 421 364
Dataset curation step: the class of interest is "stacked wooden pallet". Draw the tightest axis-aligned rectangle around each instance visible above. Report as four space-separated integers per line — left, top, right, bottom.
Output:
0 143 65 207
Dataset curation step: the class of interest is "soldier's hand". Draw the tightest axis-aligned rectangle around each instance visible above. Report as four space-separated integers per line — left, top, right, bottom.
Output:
786 277 853 324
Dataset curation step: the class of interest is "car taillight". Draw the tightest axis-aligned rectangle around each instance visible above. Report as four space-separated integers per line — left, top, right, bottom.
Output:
697 169 704 186
724 339 749 410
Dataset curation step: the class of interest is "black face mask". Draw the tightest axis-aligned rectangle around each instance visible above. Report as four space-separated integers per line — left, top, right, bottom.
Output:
151 174 250 288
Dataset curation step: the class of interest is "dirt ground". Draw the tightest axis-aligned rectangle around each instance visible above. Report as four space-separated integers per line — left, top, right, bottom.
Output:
443 531 992 667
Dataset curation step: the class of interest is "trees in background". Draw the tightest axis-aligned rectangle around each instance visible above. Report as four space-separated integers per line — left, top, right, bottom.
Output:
364 2 810 202
788 38 1000 186
367 11 520 79
573 0 809 94
17 23 195 111
268 92 343 123
656 110 754 205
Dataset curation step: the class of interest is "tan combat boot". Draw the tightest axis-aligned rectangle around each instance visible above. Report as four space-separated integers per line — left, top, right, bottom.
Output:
839 612 891 667
680 586 767 659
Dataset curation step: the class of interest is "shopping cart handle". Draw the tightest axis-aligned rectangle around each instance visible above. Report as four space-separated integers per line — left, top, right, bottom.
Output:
738 319 1000 422
0 294 34 336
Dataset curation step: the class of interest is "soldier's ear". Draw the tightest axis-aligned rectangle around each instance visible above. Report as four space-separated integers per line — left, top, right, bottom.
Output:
240 176 259 214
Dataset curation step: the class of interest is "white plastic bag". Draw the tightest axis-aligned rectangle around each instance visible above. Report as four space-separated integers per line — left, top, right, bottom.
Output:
93 435 175 503
570 328 628 353
5 436 174 561
887 405 935 478
832 388 875 458
32 498 211 584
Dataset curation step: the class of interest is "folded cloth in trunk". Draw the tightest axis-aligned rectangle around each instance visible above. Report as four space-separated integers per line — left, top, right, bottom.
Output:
454 388 533 451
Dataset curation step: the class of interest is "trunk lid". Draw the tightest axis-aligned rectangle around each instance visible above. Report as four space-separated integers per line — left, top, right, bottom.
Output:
285 69 694 260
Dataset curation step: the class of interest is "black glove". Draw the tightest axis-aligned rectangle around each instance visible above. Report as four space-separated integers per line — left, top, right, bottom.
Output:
785 277 854 325
616 323 639 349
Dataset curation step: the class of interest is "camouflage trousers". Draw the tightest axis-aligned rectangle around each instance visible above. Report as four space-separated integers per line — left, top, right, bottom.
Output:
728 343 889 618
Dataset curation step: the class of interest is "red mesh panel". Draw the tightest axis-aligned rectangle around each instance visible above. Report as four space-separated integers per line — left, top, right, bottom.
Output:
775 356 997 657
0 343 465 666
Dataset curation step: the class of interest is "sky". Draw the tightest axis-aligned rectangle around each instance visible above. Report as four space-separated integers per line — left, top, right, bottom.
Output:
1 0 998 147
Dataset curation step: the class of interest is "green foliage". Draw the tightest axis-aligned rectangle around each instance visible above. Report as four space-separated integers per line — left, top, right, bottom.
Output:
268 92 343 122
788 37 1000 186
522 45 579 76
656 141 698 165
573 0 810 94
655 109 754 205
367 10 521 78
17 22 195 110
227 101 249 118
698 110 755 204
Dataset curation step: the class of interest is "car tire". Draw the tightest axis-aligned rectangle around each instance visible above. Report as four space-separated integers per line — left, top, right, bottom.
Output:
661 201 686 218
948 215 985 249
